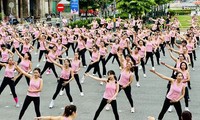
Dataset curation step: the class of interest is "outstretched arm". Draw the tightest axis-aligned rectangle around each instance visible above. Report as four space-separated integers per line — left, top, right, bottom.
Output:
150 69 174 82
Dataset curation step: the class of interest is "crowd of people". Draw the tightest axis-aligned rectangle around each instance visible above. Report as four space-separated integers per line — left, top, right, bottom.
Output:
0 13 198 120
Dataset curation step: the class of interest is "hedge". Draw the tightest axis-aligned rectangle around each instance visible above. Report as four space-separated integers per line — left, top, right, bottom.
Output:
68 18 100 29
168 9 191 16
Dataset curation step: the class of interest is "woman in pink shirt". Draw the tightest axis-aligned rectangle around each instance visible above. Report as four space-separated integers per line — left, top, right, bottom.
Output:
0 44 14 70
150 70 185 120
161 61 190 112
77 35 87 67
98 41 108 76
81 45 101 83
0 58 20 108
48 58 74 108
118 61 135 113
86 70 119 120
40 44 59 79
16 67 43 120
14 47 32 86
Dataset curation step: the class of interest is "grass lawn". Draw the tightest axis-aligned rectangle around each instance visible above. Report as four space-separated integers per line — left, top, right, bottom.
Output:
176 15 200 29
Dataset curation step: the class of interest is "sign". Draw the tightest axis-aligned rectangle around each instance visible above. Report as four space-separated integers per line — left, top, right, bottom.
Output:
70 0 79 14
9 2 14 8
57 4 65 12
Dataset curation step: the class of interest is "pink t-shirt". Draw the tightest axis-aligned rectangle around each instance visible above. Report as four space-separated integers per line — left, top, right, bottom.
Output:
4 65 15 78
186 43 194 53
60 68 71 80
139 46 146 58
86 39 93 48
39 41 46 50
91 51 99 62
13 39 20 48
27 77 42 97
103 81 117 100
1 50 9 62
167 80 185 101
118 70 132 86
146 41 154 52
71 60 80 74
77 40 85 50
99 47 107 56
20 59 30 72
47 52 57 63
110 44 119 54
22 44 31 54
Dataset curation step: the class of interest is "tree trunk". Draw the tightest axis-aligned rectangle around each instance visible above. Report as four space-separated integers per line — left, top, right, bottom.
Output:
48 0 51 14
20 0 23 23
0 0 4 20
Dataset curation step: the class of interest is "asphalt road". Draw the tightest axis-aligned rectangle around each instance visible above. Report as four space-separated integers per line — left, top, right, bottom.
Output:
0 43 200 120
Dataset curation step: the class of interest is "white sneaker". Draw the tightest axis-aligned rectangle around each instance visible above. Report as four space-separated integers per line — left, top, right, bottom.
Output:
70 102 74 105
100 82 104 85
92 73 96 76
105 104 111 111
143 74 147 78
136 82 140 87
36 63 40 67
16 103 20 108
49 100 54 109
192 68 195 71
119 66 122 70
43 58 46 62
59 90 64 96
83 65 87 68
81 76 85 84
10 91 12 95
80 92 84 96
103 75 106 77
152 67 155 70
185 107 190 111
168 106 173 112
131 107 135 113
139 65 142 70
14 70 17 73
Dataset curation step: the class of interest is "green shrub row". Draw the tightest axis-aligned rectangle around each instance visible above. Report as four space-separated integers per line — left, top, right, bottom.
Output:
168 9 191 16
0 13 2 20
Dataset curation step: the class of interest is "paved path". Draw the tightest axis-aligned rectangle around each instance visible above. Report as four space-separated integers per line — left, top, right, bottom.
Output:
0 44 199 120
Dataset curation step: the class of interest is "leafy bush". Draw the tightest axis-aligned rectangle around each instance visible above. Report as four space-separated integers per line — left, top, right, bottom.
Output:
0 14 1 19
168 9 191 16
68 18 100 29
116 12 129 19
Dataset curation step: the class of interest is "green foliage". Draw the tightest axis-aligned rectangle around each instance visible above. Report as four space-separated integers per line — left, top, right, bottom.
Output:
116 12 129 19
154 0 173 5
116 0 156 17
0 13 2 20
68 18 101 29
168 9 192 16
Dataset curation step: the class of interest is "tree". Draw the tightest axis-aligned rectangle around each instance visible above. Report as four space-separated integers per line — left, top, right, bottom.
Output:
116 0 156 17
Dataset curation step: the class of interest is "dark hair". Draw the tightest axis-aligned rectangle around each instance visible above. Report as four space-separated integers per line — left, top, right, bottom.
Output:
181 40 187 45
64 59 71 67
1 44 6 48
34 67 41 73
63 105 77 117
107 70 117 81
175 72 183 79
181 111 192 120
180 62 188 70
25 52 32 61
178 53 186 60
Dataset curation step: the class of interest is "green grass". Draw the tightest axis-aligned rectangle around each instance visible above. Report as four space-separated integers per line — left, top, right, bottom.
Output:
176 15 200 29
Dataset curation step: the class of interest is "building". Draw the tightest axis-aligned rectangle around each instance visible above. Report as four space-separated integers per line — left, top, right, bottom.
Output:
0 0 70 20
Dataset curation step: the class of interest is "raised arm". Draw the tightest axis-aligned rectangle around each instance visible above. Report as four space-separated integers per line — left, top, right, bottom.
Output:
35 116 63 120
161 62 178 71
86 73 107 82
14 47 23 60
150 70 174 82
15 64 32 78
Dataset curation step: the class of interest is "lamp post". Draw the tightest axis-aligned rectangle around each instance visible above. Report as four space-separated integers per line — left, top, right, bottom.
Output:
113 0 116 32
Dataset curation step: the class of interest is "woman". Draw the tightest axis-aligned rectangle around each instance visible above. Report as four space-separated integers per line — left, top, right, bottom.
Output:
81 45 101 83
14 47 32 86
0 44 14 70
161 62 190 112
98 41 108 76
16 67 43 120
35 105 77 120
49 58 74 108
0 58 19 107
118 61 135 113
86 70 119 120
150 70 185 120
40 44 59 79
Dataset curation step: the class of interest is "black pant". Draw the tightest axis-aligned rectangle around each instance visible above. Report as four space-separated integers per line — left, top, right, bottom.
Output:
38 50 47 62
78 48 87 66
159 43 166 56
67 43 75 54
106 53 120 67
41 61 58 78
74 74 83 92
0 77 17 98
140 57 146 74
14 74 30 86
99 56 107 76
158 98 182 120
133 66 139 82
171 37 175 48
145 52 154 67
119 85 134 107
184 87 189 107
85 62 102 78
154 48 160 65
188 53 194 68
93 98 119 120
192 50 196 60
12 47 20 54
52 78 73 102
19 96 41 119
